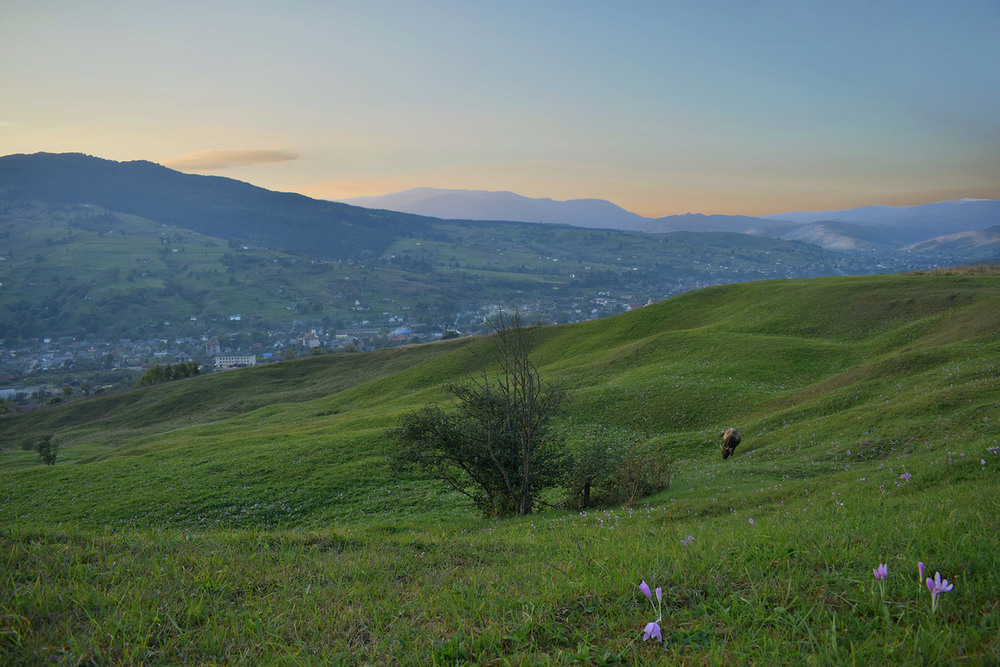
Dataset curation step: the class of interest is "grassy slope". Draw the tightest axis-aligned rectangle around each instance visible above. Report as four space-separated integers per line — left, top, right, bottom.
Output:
0 201 361 337
1 272 999 664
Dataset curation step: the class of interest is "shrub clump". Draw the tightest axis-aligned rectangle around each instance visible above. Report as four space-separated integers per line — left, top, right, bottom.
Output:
22 434 59 465
562 425 673 509
390 310 564 516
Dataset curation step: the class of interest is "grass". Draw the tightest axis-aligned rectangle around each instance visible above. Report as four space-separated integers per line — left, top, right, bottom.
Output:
2 272 1000 664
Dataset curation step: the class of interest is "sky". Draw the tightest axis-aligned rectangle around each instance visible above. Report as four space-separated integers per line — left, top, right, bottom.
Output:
2 0 999 217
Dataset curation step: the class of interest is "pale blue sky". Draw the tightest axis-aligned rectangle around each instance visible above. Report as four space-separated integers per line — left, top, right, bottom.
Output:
2 0 998 215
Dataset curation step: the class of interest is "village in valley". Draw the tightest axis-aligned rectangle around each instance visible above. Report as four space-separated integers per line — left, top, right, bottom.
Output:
2 237 965 411
0 288 662 408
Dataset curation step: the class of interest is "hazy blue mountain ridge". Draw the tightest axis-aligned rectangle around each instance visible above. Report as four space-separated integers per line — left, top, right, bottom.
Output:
1 152 996 344
339 186 998 251
763 198 1000 230
340 187 650 230
3 154 995 257
0 152 437 260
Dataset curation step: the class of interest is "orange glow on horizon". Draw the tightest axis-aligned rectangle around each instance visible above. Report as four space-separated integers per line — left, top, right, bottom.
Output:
293 180 999 218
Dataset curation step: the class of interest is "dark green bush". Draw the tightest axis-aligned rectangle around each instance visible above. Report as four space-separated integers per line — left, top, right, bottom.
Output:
563 425 673 509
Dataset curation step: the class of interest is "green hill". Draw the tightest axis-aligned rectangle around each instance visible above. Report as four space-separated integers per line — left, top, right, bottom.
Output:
0 152 436 260
0 197 862 342
2 272 998 664
1 153 955 342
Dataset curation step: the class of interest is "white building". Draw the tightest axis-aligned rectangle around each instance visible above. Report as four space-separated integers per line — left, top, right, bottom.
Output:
214 355 257 370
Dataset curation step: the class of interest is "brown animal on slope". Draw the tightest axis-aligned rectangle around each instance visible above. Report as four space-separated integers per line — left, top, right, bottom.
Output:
721 427 741 459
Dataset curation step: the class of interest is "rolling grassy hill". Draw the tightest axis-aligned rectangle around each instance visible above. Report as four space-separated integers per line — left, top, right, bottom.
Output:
1 272 998 664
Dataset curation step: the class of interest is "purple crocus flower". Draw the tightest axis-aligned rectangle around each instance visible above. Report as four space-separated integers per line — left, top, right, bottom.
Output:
640 580 652 601
918 561 925 581
927 572 954 594
873 563 888 598
926 571 954 613
900 472 912 481
639 580 664 641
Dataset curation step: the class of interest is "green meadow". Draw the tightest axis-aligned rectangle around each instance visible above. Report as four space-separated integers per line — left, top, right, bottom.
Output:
2 271 999 665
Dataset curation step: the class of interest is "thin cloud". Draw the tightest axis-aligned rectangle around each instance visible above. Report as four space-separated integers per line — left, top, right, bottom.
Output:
165 149 299 170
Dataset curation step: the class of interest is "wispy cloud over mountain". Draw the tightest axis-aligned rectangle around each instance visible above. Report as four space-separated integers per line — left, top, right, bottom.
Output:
165 149 299 170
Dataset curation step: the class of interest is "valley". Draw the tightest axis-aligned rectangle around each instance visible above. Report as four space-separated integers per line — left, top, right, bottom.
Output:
2 154 989 407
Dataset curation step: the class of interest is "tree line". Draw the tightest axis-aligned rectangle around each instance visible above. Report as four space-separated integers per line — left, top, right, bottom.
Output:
136 361 200 386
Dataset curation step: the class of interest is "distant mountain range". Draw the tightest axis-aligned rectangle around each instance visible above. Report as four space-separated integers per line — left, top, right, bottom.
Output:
3 154 996 257
3 151 932 341
340 187 650 230
763 198 999 227
338 188 770 232
0 152 435 260
0 151 996 342
340 188 1000 253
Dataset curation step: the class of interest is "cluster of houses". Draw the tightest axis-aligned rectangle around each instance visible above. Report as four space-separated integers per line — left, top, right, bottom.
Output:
1 291 658 407
0 324 452 399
